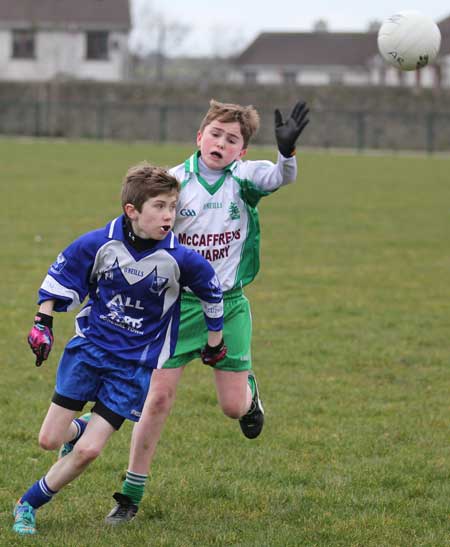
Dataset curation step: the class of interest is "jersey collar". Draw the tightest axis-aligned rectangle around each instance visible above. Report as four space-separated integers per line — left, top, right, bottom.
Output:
185 150 238 174
106 215 178 250
183 151 238 195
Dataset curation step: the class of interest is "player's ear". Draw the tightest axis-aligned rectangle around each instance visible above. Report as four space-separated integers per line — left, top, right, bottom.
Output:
239 148 247 159
124 203 137 220
196 130 203 147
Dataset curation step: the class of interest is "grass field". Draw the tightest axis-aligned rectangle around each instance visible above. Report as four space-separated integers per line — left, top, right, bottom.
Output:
0 138 449 546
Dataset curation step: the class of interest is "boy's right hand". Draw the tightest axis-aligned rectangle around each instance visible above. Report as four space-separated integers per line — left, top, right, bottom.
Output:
27 313 54 366
201 338 227 366
274 100 310 157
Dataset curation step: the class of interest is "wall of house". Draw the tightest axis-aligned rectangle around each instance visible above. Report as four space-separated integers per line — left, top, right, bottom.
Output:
0 30 128 81
229 62 445 88
0 80 449 151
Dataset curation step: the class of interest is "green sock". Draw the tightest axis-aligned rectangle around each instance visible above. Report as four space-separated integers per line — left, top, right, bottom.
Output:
122 471 147 505
247 374 256 398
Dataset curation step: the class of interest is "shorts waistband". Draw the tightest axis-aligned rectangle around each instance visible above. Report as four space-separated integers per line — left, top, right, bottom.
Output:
182 287 243 301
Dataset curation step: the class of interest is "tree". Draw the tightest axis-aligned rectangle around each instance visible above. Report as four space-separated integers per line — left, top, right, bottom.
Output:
129 0 190 80
367 19 382 32
313 19 329 33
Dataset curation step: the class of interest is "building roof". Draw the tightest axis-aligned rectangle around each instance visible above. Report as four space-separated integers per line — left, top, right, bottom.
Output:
438 16 450 54
438 15 450 35
235 31 378 68
235 14 450 68
0 0 130 31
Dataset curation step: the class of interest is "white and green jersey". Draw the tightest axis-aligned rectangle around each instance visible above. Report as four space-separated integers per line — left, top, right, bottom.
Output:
170 151 297 292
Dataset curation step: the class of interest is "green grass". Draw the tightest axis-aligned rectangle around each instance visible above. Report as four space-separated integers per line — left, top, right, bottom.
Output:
1 138 450 546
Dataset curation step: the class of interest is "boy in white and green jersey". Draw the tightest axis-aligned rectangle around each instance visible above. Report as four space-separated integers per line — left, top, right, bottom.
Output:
105 99 309 524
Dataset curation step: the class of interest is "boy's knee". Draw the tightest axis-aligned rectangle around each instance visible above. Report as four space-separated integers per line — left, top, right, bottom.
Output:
39 432 62 451
147 388 175 415
221 402 246 420
72 442 102 466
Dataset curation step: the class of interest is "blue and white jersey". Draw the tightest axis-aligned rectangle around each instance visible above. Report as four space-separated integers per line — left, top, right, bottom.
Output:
37 215 224 368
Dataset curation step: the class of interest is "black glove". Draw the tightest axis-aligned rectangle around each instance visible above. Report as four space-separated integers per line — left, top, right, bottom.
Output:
200 338 227 367
274 100 310 157
27 312 54 367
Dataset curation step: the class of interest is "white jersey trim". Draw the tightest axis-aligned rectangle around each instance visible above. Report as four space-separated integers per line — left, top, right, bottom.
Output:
41 275 81 311
156 316 173 368
108 217 119 239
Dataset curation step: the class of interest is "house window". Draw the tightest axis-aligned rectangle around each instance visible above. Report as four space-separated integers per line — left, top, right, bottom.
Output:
86 31 109 60
283 72 297 85
243 71 257 84
12 29 35 59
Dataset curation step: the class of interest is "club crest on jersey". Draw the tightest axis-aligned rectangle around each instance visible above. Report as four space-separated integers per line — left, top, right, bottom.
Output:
50 253 67 274
228 202 240 220
148 266 169 295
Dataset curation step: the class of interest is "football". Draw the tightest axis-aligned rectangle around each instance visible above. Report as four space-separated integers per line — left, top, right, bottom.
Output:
377 10 441 71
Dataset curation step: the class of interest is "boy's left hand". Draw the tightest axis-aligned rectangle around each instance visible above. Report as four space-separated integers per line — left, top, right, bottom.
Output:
27 313 54 366
201 338 227 366
275 100 310 157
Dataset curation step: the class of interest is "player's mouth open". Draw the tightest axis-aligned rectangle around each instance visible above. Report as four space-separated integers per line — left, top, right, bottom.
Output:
160 225 170 233
211 151 223 159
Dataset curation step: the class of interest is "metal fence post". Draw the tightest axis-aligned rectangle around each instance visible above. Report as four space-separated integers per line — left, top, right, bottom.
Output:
159 105 167 142
356 111 366 152
426 112 434 155
33 101 41 136
97 102 106 140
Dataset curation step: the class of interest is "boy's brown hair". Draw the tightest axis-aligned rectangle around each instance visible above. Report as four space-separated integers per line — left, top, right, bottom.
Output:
199 99 260 148
121 162 180 214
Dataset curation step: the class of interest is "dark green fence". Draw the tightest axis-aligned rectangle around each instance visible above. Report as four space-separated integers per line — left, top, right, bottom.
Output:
1 100 449 153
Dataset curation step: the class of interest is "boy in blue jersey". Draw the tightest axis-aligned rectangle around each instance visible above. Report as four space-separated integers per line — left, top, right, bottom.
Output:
12 162 227 536
105 100 309 524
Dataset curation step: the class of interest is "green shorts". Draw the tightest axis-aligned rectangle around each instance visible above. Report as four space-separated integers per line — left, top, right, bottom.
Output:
164 288 252 372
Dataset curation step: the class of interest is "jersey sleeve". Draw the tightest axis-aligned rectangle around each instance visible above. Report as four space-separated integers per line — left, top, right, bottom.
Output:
38 231 101 312
179 248 224 332
236 153 298 206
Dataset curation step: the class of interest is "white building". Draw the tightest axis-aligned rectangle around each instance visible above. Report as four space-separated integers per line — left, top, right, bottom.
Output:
0 0 130 82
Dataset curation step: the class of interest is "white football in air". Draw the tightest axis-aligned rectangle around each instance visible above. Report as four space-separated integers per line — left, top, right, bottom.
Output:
377 10 441 71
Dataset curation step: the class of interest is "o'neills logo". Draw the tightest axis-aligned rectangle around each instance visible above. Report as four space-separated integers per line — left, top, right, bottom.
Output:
178 230 241 262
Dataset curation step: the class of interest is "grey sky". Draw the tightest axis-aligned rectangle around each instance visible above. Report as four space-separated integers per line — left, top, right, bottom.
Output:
129 0 449 56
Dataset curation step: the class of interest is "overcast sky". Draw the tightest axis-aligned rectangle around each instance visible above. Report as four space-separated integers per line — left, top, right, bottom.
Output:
129 0 449 57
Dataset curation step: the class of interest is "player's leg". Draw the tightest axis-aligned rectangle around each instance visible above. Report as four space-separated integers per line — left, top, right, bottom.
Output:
214 292 264 438
237 370 265 439
58 412 92 458
38 402 77 450
14 337 122 535
105 366 185 525
214 368 264 438
45 412 115 490
40 337 97 456
13 412 114 535
105 294 203 524
129 367 185 474
13 402 75 535
38 401 91 457
214 369 251 418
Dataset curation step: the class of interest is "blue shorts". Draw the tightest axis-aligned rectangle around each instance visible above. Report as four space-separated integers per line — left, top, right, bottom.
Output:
54 336 152 428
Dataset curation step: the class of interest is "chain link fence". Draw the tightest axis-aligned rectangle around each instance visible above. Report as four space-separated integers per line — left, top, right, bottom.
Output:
1 100 449 152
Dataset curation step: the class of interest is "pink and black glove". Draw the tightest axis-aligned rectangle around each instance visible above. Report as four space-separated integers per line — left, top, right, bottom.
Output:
27 312 54 366
201 338 227 367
